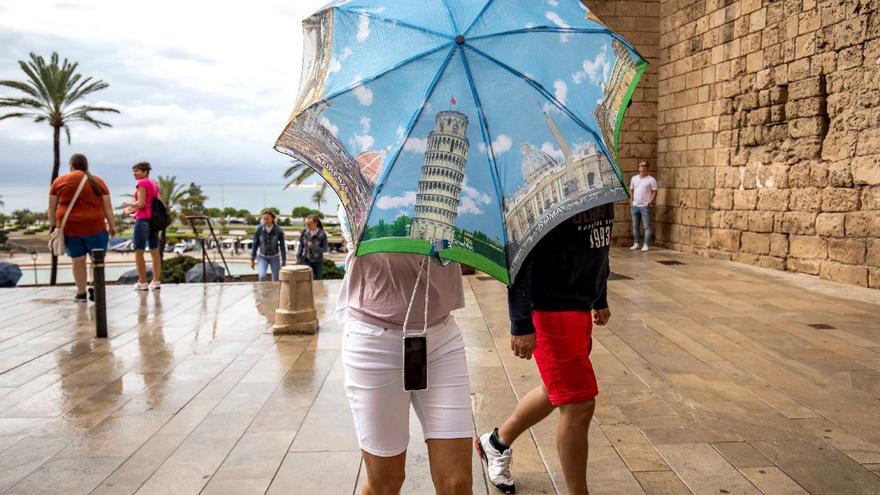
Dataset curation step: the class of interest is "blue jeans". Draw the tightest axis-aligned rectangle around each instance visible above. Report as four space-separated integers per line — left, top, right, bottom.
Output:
257 254 281 282
132 219 159 250
631 206 653 246
65 230 109 258
308 260 324 280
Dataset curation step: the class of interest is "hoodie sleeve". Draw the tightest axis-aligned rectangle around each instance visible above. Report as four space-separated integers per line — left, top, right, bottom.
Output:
507 256 535 336
279 228 287 265
593 257 610 310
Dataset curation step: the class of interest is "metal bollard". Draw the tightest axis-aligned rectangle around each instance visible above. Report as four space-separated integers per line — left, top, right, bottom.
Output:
92 249 108 339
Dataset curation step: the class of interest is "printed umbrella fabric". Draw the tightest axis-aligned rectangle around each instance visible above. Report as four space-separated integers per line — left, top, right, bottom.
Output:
275 0 648 285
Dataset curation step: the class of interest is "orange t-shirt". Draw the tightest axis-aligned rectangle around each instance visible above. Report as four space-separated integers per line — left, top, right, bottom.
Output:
50 171 110 237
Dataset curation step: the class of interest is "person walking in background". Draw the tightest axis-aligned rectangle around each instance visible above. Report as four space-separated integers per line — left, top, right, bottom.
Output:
122 161 161 290
298 214 327 280
477 204 614 495
630 160 658 252
250 209 287 282
48 154 116 301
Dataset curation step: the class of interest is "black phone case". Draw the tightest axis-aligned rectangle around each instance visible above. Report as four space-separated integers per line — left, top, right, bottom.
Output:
403 335 428 391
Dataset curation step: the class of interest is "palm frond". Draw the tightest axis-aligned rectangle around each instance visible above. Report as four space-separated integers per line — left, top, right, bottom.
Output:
0 112 36 120
0 97 44 109
0 80 40 99
63 124 71 144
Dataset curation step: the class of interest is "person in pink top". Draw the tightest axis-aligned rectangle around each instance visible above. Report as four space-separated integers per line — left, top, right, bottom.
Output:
122 161 161 290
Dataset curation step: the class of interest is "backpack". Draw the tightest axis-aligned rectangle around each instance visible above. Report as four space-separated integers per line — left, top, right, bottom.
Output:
149 197 169 232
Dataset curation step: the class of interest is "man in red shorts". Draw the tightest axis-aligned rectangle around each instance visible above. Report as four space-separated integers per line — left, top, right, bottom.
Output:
476 203 613 495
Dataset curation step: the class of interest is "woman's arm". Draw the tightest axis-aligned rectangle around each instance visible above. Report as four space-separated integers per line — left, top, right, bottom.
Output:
48 195 58 227
102 196 117 237
320 230 328 253
251 227 260 261
279 229 287 265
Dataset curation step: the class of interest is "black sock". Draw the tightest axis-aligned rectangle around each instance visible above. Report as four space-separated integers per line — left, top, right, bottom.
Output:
489 428 510 452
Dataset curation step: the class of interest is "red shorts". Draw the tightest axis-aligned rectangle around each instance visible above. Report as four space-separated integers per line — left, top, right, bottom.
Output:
532 310 598 406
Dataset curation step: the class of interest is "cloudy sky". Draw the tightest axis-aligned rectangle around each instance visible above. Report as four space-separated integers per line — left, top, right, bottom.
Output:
0 0 328 185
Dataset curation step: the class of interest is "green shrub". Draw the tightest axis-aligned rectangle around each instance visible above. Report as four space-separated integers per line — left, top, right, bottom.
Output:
322 259 345 280
161 256 201 284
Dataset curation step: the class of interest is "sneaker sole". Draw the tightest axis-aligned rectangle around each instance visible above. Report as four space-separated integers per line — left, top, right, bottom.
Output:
474 438 516 494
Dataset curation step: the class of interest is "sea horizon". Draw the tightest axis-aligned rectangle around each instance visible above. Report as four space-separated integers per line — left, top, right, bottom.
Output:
0 182 341 216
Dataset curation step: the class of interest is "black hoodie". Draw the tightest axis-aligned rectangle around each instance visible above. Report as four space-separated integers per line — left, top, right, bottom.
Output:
508 203 614 336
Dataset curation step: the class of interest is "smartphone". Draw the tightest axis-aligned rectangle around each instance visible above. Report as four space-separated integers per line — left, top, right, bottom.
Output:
403 335 428 391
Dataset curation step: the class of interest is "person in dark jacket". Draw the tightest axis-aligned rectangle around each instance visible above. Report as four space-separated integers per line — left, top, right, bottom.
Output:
250 209 287 282
297 214 328 279
476 203 614 495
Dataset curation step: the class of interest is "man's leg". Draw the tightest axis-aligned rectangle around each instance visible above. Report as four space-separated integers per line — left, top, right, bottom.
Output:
149 248 162 282
556 399 596 495
630 207 641 246
496 384 555 446
427 438 472 495
361 451 407 495
134 250 147 283
71 255 87 295
642 207 653 247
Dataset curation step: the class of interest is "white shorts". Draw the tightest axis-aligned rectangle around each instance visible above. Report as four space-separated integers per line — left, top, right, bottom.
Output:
342 317 473 457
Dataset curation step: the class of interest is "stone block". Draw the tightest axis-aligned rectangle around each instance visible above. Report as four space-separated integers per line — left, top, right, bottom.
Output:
741 232 771 254
733 252 760 266
789 163 811 187
827 160 853 187
809 162 828 187
828 239 866 264
758 256 786 271
273 265 319 335
821 188 860 212
734 189 758 210
787 257 821 275
711 229 741 251
851 156 880 185
845 211 878 237
756 188 789 211
789 77 822 100
869 238 880 267
815 213 845 237
775 211 817 234
862 186 880 210
789 187 822 212
712 189 734 210
821 133 857 160
770 233 789 257
870 268 880 289
820 261 868 287
790 235 827 259
789 117 827 138
749 211 775 232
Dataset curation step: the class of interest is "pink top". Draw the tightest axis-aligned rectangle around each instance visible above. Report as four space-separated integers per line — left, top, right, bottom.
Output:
134 178 159 220
346 253 465 330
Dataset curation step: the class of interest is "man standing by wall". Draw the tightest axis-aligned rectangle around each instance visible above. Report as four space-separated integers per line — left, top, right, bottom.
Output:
630 160 657 252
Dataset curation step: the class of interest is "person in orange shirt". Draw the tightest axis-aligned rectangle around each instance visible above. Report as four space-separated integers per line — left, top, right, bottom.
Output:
48 154 116 301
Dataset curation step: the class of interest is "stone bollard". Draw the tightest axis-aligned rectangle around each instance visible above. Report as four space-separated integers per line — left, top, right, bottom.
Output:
273 265 319 335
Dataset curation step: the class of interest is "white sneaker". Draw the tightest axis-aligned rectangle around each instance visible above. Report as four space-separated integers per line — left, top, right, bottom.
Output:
134 281 149 291
629 243 640 250
149 281 161 291
477 430 516 494
641 244 650 252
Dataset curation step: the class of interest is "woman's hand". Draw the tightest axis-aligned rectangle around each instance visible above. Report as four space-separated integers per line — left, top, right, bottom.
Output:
510 334 536 360
592 308 611 326
108 225 117 238
250 259 256 270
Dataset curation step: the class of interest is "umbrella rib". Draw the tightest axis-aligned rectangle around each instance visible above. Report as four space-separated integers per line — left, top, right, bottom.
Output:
318 42 453 106
440 0 459 34
462 44 618 171
457 48 510 261
357 46 458 246
463 0 496 36
338 8 453 40
469 27 642 58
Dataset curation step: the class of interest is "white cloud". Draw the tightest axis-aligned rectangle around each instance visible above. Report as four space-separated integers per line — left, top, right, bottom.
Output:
554 80 567 104
403 137 428 153
357 14 370 42
329 46 352 74
376 191 416 209
349 116 374 152
545 11 571 42
541 142 565 161
547 0 559 5
478 134 513 156
459 175 491 215
353 84 373 105
572 44 610 85
320 116 339 136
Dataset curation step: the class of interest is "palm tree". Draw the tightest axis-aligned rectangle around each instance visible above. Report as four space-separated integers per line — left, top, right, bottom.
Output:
157 175 186 223
0 52 119 285
312 188 326 212
284 160 328 197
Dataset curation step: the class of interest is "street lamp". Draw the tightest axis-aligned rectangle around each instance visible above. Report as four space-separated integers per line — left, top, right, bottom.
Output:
30 250 37 285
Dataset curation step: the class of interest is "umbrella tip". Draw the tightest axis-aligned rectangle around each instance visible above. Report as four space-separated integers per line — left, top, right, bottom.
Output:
455 35 465 45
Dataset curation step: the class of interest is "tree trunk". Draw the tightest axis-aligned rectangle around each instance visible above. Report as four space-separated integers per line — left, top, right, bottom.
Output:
50 125 60 286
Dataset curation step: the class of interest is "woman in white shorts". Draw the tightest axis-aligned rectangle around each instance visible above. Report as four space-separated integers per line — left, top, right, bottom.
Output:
338 247 473 495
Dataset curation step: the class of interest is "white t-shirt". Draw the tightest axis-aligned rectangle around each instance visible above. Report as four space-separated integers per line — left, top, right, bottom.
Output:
630 175 658 207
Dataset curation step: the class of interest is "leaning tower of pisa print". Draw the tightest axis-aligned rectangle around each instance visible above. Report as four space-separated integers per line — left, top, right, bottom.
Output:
410 110 469 241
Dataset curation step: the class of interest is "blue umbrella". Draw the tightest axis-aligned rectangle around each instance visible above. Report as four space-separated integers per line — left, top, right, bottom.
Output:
0 262 23 288
275 0 647 284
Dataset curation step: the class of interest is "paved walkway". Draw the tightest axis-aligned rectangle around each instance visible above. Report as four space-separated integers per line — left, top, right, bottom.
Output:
0 248 879 494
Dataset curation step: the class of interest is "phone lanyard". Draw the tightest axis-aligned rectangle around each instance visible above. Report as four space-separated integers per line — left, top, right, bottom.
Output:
401 255 431 338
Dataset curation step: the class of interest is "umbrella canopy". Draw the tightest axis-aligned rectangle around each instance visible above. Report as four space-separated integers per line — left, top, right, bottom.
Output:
275 0 647 284
0 262 23 288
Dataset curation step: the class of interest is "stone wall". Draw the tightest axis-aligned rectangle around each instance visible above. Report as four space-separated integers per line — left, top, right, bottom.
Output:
585 1 661 242
650 0 880 288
